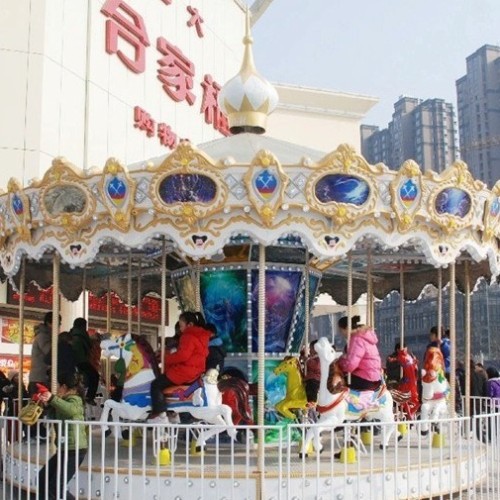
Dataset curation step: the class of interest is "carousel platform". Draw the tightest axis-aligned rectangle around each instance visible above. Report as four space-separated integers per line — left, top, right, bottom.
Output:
2 421 493 500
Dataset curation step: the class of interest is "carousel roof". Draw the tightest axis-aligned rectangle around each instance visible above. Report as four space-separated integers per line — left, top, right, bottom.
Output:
1 137 499 305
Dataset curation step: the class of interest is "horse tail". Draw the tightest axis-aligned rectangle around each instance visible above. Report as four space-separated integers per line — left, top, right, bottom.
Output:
219 377 253 425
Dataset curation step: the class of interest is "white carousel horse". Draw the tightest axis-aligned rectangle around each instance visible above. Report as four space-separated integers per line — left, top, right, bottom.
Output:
99 333 236 448
420 346 450 435
300 337 397 457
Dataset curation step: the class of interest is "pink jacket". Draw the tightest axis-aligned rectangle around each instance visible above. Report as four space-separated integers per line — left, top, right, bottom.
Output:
338 327 382 382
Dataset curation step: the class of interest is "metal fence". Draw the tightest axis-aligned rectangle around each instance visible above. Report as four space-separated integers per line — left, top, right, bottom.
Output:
1 398 499 500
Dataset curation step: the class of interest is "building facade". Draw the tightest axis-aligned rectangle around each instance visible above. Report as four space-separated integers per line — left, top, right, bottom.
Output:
456 44 500 187
361 96 458 172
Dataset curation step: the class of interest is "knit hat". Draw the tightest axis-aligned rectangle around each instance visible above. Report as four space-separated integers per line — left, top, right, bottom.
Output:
7 370 19 381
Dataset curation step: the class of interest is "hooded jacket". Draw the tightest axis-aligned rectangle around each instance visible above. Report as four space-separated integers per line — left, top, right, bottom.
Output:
488 377 500 400
29 323 52 384
337 326 382 383
164 325 211 385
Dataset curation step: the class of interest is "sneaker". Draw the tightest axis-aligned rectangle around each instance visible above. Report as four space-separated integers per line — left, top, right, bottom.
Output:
148 412 168 424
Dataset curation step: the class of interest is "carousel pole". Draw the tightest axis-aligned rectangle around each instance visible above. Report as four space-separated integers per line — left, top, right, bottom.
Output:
464 261 471 417
82 268 87 320
347 252 353 370
257 244 266 498
437 268 443 339
400 263 405 349
366 249 373 326
17 257 26 409
449 263 456 417
127 253 132 333
51 253 60 394
304 248 310 354
195 262 201 312
160 239 167 371
137 259 142 334
106 263 112 333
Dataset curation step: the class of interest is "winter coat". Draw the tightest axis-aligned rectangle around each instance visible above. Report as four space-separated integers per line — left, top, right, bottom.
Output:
305 355 321 382
48 393 88 450
487 377 500 400
29 323 52 385
70 326 91 366
440 337 451 374
164 326 211 385
337 327 382 383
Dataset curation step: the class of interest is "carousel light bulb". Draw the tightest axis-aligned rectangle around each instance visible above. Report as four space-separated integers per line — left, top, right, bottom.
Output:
302 205 310 212
223 207 231 214
282 203 289 210
244 206 251 213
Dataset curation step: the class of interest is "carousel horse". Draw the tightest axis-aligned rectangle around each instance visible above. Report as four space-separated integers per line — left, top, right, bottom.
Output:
420 346 450 435
100 333 244 447
273 356 307 420
300 337 397 457
389 348 420 421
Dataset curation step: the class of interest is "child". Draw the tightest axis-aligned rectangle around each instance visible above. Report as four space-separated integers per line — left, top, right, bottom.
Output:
205 323 226 372
303 340 321 406
37 372 88 500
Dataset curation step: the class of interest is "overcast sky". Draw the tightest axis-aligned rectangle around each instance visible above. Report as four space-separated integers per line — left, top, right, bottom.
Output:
251 0 500 128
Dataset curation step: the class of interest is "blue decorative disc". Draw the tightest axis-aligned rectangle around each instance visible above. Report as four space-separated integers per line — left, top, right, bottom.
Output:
107 177 127 206
12 195 23 215
315 174 370 205
490 197 500 217
400 179 418 207
435 188 471 217
254 170 278 200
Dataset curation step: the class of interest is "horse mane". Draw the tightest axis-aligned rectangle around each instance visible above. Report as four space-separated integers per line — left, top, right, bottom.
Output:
218 376 253 424
327 360 346 394
284 355 304 378
131 334 161 378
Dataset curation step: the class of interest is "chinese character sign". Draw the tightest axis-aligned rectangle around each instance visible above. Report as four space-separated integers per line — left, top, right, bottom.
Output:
101 0 150 74
157 37 196 106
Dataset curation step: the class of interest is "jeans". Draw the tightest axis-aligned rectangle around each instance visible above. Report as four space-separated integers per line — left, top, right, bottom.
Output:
38 448 87 500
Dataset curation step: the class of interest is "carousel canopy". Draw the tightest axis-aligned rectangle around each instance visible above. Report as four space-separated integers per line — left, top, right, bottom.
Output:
1 136 498 305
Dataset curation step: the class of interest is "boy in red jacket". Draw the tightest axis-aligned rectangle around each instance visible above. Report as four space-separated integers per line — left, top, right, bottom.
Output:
149 312 211 422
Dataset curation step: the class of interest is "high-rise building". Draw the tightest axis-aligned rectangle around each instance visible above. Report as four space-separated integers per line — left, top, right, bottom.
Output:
361 96 458 172
456 44 500 187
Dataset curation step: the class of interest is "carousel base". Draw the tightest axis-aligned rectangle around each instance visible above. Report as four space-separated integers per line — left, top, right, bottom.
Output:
2 427 491 500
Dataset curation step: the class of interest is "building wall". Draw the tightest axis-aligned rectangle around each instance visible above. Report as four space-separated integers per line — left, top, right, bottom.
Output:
0 0 244 188
457 44 500 187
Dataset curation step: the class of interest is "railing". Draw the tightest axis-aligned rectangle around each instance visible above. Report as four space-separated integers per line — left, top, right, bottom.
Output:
0 398 499 500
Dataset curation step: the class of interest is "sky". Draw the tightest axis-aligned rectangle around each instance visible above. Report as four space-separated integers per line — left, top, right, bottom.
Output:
250 0 500 128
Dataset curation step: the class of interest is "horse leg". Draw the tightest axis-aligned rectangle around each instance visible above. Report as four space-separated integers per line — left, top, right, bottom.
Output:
100 401 110 432
378 407 397 449
420 403 430 435
299 424 319 458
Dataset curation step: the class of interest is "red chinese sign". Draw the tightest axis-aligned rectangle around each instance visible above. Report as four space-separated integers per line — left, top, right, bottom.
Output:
101 0 150 74
8 284 163 325
100 0 230 143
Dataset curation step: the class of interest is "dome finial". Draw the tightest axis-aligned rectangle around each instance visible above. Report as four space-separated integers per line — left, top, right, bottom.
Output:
217 8 279 135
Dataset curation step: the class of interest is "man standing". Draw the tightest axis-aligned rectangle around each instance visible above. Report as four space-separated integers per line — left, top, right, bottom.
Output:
70 318 99 405
29 312 57 396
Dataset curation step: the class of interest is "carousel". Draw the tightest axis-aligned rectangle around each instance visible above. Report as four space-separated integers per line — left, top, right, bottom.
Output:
1 17 500 500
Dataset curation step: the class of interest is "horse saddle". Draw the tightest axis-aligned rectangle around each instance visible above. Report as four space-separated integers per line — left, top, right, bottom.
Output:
163 379 207 408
